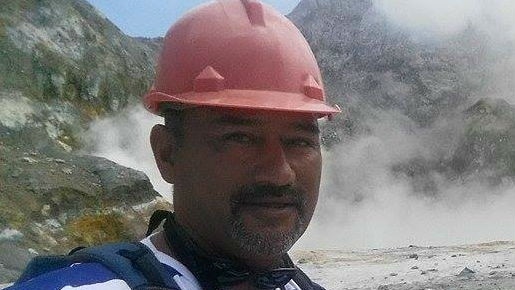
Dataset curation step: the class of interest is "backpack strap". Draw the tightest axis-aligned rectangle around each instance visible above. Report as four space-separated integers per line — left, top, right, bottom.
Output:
293 267 326 290
16 255 77 284
16 242 181 290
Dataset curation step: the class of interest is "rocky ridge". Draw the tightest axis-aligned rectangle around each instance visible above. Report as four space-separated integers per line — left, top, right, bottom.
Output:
0 0 165 283
0 0 162 151
0 138 169 283
290 0 470 128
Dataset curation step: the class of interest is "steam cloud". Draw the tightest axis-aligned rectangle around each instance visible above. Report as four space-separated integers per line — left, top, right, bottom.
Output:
86 0 515 250
374 0 515 103
299 0 515 249
374 0 515 39
84 107 173 201
298 116 515 249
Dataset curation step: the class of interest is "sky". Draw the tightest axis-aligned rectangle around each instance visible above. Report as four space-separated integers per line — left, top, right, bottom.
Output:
85 0 302 37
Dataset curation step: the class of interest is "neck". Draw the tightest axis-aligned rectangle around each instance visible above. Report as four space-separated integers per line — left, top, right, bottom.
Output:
174 211 287 271
152 231 286 271
151 212 297 290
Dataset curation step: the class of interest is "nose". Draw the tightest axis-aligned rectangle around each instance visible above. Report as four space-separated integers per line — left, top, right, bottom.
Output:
252 139 296 186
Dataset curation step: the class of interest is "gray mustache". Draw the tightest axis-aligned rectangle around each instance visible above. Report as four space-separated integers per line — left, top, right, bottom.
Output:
231 184 305 207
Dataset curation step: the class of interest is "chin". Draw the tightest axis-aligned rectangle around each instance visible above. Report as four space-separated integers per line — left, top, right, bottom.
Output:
227 215 307 257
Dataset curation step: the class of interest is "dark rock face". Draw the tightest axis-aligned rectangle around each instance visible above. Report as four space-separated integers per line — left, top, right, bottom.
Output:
451 99 515 184
75 155 156 203
0 140 159 231
0 140 166 283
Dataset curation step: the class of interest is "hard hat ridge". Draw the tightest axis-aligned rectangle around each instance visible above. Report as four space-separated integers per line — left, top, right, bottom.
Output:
143 0 340 117
194 66 225 93
240 0 266 26
303 75 324 101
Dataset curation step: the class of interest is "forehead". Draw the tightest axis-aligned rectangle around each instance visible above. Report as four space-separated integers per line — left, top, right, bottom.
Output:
183 107 319 131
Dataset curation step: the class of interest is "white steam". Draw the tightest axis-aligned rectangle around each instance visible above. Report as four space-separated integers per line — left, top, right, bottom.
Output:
374 0 515 103
374 0 515 40
297 117 515 249
298 0 515 249
85 106 173 201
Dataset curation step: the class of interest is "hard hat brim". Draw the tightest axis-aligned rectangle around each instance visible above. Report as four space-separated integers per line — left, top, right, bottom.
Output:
144 90 341 117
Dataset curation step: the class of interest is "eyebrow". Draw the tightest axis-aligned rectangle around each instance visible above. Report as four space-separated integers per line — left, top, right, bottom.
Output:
214 114 320 134
214 115 260 126
294 122 320 134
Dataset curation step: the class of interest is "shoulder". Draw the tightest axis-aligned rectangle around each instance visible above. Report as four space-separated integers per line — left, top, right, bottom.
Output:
7 240 200 290
140 235 202 290
6 262 131 290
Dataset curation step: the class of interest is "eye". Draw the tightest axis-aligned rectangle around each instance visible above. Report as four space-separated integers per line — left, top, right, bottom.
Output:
284 138 319 149
222 132 255 145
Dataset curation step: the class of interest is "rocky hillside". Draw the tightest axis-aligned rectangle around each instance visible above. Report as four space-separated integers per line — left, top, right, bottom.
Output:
0 139 170 282
0 0 165 283
290 0 502 128
452 98 515 183
0 0 162 151
290 0 515 194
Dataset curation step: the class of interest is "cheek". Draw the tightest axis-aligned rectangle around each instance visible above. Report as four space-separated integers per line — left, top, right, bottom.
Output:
177 146 252 196
290 151 322 184
207 146 258 182
174 152 244 222
291 151 322 206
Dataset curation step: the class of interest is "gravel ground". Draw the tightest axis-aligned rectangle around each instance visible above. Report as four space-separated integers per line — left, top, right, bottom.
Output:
2 241 514 289
293 241 515 290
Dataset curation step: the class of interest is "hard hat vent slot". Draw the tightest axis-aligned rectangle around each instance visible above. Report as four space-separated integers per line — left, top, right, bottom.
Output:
194 66 226 92
241 0 266 26
303 75 324 101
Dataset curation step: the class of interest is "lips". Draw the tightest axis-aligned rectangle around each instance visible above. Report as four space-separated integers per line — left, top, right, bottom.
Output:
241 202 296 209
240 200 297 208
236 197 299 211
230 184 306 215
238 195 296 204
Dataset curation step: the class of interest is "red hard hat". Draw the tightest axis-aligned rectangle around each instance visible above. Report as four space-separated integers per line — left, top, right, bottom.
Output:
144 0 340 117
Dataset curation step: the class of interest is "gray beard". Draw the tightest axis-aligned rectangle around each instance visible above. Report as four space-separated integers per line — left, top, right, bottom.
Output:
227 213 306 256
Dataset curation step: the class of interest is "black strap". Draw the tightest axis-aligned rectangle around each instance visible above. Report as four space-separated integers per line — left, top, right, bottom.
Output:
146 209 170 236
16 255 78 284
68 246 86 255
118 245 170 288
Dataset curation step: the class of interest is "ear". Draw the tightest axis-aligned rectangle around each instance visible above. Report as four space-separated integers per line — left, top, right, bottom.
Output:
150 124 176 184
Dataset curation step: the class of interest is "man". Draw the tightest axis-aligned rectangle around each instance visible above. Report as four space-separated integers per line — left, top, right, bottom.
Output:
8 0 339 289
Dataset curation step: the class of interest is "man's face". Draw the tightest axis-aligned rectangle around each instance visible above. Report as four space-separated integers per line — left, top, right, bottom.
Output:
161 107 322 260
